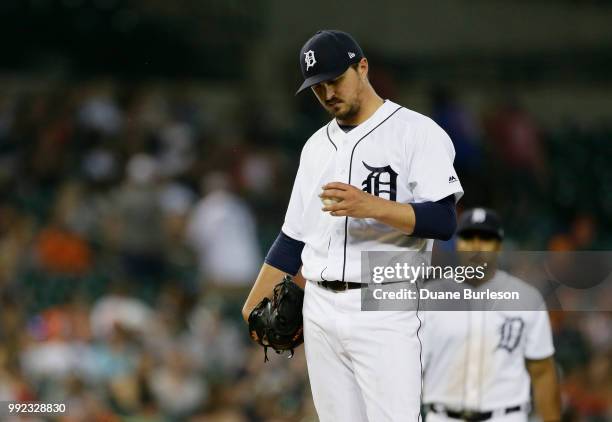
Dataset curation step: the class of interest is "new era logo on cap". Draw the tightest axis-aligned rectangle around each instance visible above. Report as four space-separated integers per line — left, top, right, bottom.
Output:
348 51 356 58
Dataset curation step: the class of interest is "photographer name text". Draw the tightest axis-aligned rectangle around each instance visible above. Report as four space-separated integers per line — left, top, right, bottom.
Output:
372 288 520 301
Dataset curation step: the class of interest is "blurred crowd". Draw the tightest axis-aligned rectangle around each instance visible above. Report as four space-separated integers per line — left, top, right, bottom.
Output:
0 80 610 421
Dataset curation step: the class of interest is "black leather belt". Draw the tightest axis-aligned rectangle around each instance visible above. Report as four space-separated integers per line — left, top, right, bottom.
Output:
317 280 367 292
426 404 522 421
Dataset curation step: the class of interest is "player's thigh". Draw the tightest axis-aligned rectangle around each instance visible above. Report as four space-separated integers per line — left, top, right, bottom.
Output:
303 283 368 422
349 310 423 421
303 313 368 421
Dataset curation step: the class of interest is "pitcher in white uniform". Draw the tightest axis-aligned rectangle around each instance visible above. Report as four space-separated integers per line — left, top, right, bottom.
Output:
421 208 561 422
243 30 463 422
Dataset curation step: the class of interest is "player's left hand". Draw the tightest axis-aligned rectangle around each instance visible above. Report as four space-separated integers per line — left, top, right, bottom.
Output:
320 182 383 218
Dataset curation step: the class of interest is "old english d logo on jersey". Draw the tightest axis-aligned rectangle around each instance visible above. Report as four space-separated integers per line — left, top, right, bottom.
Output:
496 317 524 352
361 162 398 201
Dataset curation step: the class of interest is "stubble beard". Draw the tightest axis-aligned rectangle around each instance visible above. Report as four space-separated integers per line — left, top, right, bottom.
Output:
332 81 364 121
331 100 360 121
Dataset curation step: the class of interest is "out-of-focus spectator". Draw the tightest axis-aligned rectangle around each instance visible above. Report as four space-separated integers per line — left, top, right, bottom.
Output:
548 233 575 252
562 350 612 422
580 313 612 353
157 122 196 178
158 181 197 289
77 90 122 136
90 284 153 340
0 204 35 286
34 228 92 276
81 148 119 185
21 308 80 381
0 345 35 402
571 213 598 250
108 154 166 281
148 347 207 419
483 99 549 235
186 172 261 289
33 182 93 275
430 85 482 176
184 303 246 378
239 151 277 195
484 99 547 180
552 313 592 374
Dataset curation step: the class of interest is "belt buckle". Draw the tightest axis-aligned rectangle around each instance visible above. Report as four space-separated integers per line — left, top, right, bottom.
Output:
461 410 479 421
318 281 346 292
328 281 347 292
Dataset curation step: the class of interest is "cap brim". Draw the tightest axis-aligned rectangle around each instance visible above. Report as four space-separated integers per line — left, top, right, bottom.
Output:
295 69 346 95
457 224 504 240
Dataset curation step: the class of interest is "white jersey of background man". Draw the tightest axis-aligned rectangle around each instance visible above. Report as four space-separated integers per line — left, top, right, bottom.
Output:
283 99 464 421
421 270 555 422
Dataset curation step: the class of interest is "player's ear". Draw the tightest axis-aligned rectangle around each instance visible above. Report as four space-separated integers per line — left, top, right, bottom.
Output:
358 58 369 81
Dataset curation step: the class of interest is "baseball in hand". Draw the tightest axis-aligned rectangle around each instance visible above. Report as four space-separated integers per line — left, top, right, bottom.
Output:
321 197 341 206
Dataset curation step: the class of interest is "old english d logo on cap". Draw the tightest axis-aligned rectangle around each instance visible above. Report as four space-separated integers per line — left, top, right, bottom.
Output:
304 50 316 70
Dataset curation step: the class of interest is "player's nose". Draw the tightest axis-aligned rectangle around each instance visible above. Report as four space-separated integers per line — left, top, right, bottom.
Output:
320 83 335 101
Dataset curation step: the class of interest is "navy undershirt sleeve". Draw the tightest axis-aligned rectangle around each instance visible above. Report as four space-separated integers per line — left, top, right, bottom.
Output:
410 195 457 241
264 231 305 276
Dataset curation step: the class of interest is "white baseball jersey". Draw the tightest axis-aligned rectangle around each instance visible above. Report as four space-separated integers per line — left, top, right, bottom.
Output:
282 100 464 283
421 270 555 412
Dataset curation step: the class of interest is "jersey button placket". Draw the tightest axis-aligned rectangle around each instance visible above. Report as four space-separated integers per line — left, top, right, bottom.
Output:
338 135 351 181
465 311 484 408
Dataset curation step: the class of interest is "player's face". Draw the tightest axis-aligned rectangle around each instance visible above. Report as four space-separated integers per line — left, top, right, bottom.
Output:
456 233 502 270
311 63 365 121
456 233 502 252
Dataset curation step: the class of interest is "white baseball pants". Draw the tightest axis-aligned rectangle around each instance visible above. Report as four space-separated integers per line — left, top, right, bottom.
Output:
303 280 423 422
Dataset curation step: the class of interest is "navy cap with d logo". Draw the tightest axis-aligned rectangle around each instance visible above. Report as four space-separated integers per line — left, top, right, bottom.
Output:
296 30 364 95
457 208 505 240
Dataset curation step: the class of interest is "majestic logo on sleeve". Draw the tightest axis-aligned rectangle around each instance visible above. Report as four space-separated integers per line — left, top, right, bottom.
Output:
304 50 316 71
361 162 398 201
496 317 524 353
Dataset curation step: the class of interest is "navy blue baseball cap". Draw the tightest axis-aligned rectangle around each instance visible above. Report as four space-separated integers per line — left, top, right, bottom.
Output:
457 208 504 240
296 30 364 95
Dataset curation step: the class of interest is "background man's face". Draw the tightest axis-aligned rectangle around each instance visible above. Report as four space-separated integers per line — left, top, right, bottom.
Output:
456 234 502 252
456 233 502 270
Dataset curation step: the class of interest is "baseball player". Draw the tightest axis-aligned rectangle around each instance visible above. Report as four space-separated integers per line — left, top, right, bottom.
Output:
421 208 561 422
243 30 463 421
